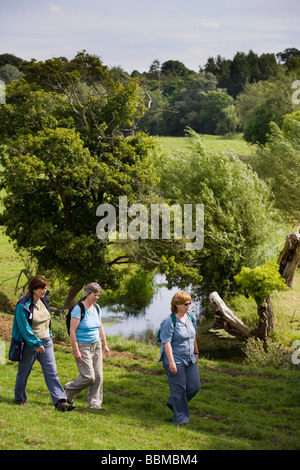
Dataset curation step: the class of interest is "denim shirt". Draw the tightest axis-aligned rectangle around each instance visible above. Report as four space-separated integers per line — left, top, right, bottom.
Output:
158 314 197 365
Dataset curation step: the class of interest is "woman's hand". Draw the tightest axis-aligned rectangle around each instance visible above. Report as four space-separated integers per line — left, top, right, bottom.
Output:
103 345 110 357
36 346 45 353
164 343 177 374
169 361 177 375
74 351 82 363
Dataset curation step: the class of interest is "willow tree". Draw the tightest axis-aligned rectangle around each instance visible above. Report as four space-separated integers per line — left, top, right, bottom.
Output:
156 129 279 295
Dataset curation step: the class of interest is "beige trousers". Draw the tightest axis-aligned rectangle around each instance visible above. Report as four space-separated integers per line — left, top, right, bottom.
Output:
65 339 103 409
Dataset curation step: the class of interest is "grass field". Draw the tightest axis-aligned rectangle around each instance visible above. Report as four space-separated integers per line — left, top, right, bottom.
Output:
0 224 299 450
155 133 252 157
0 335 299 450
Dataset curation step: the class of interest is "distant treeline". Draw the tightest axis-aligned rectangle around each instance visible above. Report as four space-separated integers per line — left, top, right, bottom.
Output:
1 48 300 143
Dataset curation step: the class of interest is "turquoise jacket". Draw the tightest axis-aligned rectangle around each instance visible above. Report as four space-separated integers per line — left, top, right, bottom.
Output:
11 292 52 349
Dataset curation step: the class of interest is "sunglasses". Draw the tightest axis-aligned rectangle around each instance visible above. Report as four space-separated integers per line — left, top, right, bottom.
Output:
184 302 191 306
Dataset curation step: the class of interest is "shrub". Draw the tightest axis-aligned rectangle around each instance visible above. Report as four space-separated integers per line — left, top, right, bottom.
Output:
244 337 292 369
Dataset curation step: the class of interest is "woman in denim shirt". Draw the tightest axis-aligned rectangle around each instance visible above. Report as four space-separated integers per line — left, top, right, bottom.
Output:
158 292 201 424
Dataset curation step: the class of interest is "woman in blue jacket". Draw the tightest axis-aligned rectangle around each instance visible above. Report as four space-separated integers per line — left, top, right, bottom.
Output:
158 291 201 425
12 275 74 411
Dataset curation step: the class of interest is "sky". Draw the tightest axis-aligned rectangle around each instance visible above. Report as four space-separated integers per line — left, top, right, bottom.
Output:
1 0 300 73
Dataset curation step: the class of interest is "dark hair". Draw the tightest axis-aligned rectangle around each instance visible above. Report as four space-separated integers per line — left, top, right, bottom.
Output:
28 275 48 295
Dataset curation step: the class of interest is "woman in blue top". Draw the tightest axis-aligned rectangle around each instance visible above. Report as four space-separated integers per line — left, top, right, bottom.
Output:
64 282 109 410
158 292 201 425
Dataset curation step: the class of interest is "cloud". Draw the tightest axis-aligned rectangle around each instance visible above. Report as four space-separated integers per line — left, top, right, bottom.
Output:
1 0 299 73
47 3 64 14
200 21 220 29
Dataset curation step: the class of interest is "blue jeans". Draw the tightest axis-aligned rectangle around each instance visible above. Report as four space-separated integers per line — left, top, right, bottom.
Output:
14 337 67 406
164 361 201 424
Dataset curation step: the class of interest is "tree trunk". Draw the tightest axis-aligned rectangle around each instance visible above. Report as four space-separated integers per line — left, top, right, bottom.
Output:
278 231 300 287
209 292 251 341
51 284 84 314
255 294 275 340
63 284 84 310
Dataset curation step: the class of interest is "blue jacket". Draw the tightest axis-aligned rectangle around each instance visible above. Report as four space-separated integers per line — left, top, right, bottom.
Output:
11 292 52 349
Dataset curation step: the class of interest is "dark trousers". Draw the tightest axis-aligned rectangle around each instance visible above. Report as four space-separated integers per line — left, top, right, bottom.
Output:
164 361 201 424
14 337 66 405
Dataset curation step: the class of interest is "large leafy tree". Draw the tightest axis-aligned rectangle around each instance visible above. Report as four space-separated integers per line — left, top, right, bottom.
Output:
0 52 159 307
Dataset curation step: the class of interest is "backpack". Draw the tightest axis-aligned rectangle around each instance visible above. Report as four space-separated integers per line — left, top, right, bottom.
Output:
157 312 194 343
66 301 100 335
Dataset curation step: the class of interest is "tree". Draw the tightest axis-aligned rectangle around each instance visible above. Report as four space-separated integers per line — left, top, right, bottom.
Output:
0 53 23 68
249 112 300 219
0 64 24 84
209 262 287 341
166 73 218 135
20 51 147 151
160 60 193 79
243 73 298 144
155 129 278 295
276 48 300 65
234 262 286 339
199 91 237 134
204 50 279 98
235 81 267 130
0 53 159 308
147 59 161 80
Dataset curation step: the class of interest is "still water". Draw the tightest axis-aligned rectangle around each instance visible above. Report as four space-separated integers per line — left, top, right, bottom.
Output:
100 275 245 361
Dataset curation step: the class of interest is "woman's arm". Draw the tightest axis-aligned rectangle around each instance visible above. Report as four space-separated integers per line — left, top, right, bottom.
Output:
99 318 110 357
163 343 177 374
194 337 199 363
14 302 43 350
70 318 82 362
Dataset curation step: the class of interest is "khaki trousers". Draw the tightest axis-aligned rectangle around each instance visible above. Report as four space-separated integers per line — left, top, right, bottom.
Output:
65 339 103 409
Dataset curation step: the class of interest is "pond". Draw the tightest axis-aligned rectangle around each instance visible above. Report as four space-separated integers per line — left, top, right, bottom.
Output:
101 275 245 362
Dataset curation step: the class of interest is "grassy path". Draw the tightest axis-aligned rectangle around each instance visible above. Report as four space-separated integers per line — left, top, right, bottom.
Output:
0 336 299 450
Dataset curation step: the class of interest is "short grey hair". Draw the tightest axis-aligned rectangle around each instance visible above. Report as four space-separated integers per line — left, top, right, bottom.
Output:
81 282 102 300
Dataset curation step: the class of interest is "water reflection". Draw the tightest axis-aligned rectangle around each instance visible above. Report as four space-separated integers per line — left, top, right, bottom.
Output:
100 275 245 361
101 275 191 343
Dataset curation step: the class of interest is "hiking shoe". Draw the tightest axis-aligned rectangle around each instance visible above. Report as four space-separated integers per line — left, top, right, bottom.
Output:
15 400 28 406
55 399 75 411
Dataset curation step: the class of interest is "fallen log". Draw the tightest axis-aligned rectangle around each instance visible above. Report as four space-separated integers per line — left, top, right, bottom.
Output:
209 291 251 342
